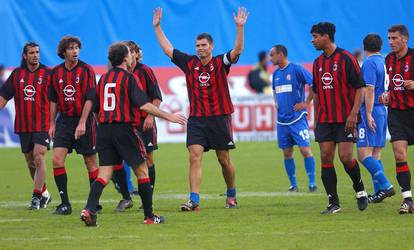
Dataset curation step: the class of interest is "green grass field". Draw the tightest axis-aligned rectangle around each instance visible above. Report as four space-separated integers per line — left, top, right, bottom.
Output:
1 141 414 249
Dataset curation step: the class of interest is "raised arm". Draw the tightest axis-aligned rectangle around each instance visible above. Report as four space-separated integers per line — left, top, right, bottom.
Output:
153 7 174 59
230 7 249 62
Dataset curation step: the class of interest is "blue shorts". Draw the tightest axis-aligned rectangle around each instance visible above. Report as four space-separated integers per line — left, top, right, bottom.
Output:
357 105 387 148
277 116 311 149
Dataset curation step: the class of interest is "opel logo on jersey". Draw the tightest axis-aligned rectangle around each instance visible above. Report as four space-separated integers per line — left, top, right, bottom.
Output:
63 85 76 101
321 72 334 89
198 72 211 87
23 85 36 101
392 74 405 91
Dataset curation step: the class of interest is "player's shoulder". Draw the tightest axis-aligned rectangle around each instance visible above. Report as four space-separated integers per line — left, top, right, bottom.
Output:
79 60 95 73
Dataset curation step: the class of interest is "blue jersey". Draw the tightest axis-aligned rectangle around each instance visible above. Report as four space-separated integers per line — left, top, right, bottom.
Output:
272 63 313 124
361 54 386 105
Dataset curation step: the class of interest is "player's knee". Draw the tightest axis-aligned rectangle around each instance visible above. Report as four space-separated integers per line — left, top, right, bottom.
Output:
339 154 353 166
394 150 407 162
189 151 202 163
217 155 230 168
33 150 46 167
283 148 294 159
52 155 64 168
320 151 333 164
299 147 312 158
83 155 97 169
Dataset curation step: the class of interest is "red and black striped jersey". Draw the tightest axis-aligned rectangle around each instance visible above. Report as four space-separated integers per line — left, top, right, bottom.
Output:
49 60 96 117
0 64 51 133
96 67 149 124
385 48 414 110
132 62 163 118
171 49 236 117
312 47 365 123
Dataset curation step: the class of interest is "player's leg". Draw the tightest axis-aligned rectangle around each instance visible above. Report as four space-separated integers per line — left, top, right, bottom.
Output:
298 146 316 191
31 143 48 209
392 140 412 213
182 144 204 211
23 152 36 181
216 149 237 208
83 154 99 186
147 152 155 190
52 147 71 214
319 141 339 213
112 163 133 212
282 147 298 191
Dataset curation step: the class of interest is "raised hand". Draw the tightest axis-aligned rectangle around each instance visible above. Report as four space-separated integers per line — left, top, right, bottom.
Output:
233 7 249 27
153 7 163 27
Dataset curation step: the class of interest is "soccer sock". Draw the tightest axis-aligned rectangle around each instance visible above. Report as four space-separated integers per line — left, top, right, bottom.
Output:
362 157 391 191
343 159 365 193
396 162 412 201
284 158 297 187
190 192 200 204
321 164 339 205
226 188 236 198
123 162 135 193
376 160 386 191
53 167 70 205
88 168 99 186
32 188 42 199
113 164 131 200
138 178 153 218
41 184 47 193
86 178 106 213
148 165 156 191
304 156 316 187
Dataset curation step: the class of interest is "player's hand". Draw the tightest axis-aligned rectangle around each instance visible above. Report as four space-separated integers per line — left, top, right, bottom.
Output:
48 124 56 140
153 7 162 27
233 7 249 27
366 113 376 132
168 113 187 125
345 112 358 133
380 91 389 105
143 115 155 131
294 102 307 111
404 80 414 90
74 122 86 140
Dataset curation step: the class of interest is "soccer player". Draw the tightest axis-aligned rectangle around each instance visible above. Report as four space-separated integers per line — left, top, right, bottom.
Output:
310 22 368 214
80 42 186 226
153 7 249 211
383 25 414 214
357 34 395 203
0 42 52 209
49 36 99 215
269 45 317 192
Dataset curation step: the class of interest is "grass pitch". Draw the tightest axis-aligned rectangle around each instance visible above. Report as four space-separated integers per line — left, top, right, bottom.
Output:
0 141 413 249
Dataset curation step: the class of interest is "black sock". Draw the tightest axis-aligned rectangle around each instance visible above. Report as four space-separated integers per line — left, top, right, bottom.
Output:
344 159 365 193
148 165 156 191
321 164 339 205
113 168 131 200
53 167 70 205
138 178 153 218
86 178 106 213
396 162 411 201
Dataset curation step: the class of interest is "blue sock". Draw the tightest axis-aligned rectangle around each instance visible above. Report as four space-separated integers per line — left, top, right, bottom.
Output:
362 157 391 191
123 161 135 193
376 160 392 190
284 158 297 187
304 156 316 187
226 188 236 198
190 192 200 204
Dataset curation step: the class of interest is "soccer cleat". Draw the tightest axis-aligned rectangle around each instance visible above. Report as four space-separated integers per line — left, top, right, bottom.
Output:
143 214 165 224
356 191 368 211
308 186 318 193
115 199 133 212
288 186 299 192
40 192 52 208
28 197 41 210
81 209 97 227
180 200 200 211
53 203 72 215
369 187 396 203
399 200 413 214
226 197 238 208
321 204 341 214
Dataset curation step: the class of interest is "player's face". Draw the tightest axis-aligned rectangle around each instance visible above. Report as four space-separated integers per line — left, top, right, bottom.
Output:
24 46 40 66
65 43 80 63
137 49 143 63
196 39 213 59
388 31 408 53
269 48 279 66
130 49 138 62
311 33 325 50
125 48 133 68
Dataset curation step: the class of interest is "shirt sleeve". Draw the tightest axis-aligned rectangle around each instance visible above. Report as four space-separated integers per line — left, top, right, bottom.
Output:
361 60 376 87
48 69 59 103
85 66 97 101
312 62 318 93
298 65 313 87
171 49 191 73
345 54 365 89
143 67 163 101
220 50 239 72
0 71 15 100
129 75 150 108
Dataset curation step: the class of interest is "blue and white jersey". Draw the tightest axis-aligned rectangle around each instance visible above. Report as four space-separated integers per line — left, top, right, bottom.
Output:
272 63 313 125
361 54 386 105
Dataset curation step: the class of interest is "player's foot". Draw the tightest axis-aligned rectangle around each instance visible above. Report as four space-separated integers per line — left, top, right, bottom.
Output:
81 209 97 227
308 186 317 193
115 199 133 212
181 200 200 211
399 200 413 214
53 203 72 215
95 204 103 214
321 204 341 214
369 187 395 203
226 197 237 208
40 192 52 208
144 214 165 224
356 191 368 211
288 186 298 192
28 196 41 210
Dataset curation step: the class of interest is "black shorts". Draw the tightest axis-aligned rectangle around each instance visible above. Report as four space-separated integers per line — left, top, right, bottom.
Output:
315 122 356 143
388 108 414 145
138 118 158 153
97 123 147 166
186 115 235 152
18 132 50 154
53 114 96 155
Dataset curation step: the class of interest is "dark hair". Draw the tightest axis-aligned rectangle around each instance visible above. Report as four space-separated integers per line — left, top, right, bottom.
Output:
124 40 140 54
20 41 39 67
272 45 288 57
196 33 213 44
258 51 267 62
388 24 409 39
108 43 129 67
310 22 336 42
363 34 382 53
57 35 82 59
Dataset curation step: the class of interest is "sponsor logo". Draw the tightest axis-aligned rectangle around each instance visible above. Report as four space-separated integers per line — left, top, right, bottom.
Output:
198 72 210 87
63 85 76 101
23 85 36 101
392 74 405 91
321 72 334 89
